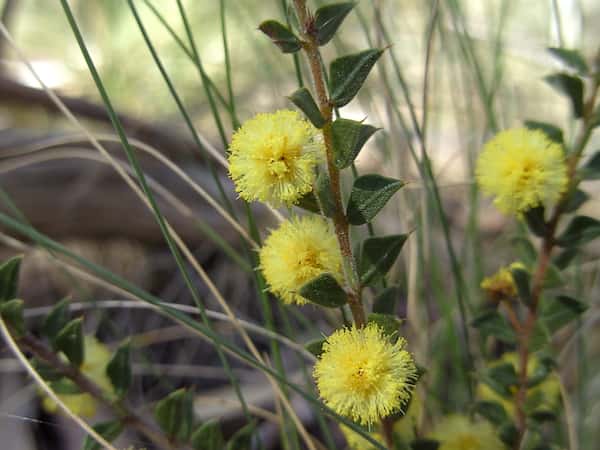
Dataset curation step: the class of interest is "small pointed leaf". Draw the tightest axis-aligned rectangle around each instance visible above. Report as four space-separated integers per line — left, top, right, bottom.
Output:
580 150 600 180
556 215 600 247
106 342 132 397
372 285 399 314
191 419 225 450
288 88 325 128
552 247 579 270
359 234 409 285
482 362 519 397
511 267 532 306
82 420 123 450
0 255 22 303
563 188 589 213
498 422 519 447
299 273 347 307
304 338 326 357
346 174 404 225
54 318 84 367
294 190 320 214
330 48 384 107
314 2 355 45
471 310 516 344
0 299 25 337
226 421 256 450
544 73 584 117
258 20 302 53
473 400 508 425
367 313 403 337
523 206 547 237
539 295 587 333
315 170 336 217
331 118 379 168
524 120 564 144
548 47 589 75
154 388 194 442
43 298 70 346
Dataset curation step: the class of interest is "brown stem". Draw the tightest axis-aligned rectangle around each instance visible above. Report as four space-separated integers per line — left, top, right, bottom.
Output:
17 334 177 450
512 67 600 449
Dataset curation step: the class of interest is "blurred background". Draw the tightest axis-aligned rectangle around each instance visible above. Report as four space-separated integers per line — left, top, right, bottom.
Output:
0 0 599 449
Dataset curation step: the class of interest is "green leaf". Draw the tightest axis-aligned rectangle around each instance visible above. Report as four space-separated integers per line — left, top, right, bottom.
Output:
511 267 532 305
410 439 440 450
563 188 589 213
511 237 536 266
471 311 516 344
31 358 62 382
358 234 409 286
544 73 584 118
314 2 355 45
542 263 563 288
154 388 194 442
367 313 403 337
552 247 579 270
299 273 347 307
0 299 25 336
82 420 123 450
483 362 519 397
43 298 70 346
191 419 225 450
372 285 399 314
288 88 325 128
524 120 564 144
50 378 81 395
523 206 546 237
54 318 84 367
330 48 384 107
331 118 379 169
0 255 22 303
346 174 404 225
304 338 326 357
539 295 587 333
294 191 320 214
106 342 132 397
556 215 600 247
315 170 336 217
226 421 256 450
258 20 302 53
528 409 558 423
527 355 555 388
473 400 508 425
592 106 600 129
580 150 600 180
548 48 589 75
498 421 519 447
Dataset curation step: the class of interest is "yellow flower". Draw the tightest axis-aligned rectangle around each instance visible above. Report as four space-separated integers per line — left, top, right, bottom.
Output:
476 128 568 215
341 424 385 450
314 323 417 426
481 262 526 301
477 353 561 417
431 415 506 450
42 336 114 418
259 215 343 305
228 110 324 206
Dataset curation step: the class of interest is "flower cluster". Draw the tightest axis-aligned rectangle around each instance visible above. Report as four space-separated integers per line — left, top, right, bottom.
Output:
480 261 526 301
430 415 506 450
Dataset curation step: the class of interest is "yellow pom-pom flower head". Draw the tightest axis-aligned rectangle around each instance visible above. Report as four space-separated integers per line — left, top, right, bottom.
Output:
314 323 417 426
476 128 568 215
481 262 526 301
228 110 324 206
259 215 343 305
431 415 506 450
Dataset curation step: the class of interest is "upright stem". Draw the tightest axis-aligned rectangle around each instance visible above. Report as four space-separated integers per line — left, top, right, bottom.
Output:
292 0 365 327
513 71 599 449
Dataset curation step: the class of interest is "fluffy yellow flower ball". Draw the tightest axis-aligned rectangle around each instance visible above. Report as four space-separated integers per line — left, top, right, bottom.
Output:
259 215 343 305
480 262 526 301
314 323 417 426
42 336 114 418
431 415 506 450
228 110 324 206
477 353 561 417
476 128 568 215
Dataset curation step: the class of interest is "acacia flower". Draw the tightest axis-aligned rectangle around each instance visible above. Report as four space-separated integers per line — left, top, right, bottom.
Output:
228 110 324 206
314 323 417 426
476 128 568 215
259 215 343 305
431 415 506 450
480 262 526 301
42 336 114 418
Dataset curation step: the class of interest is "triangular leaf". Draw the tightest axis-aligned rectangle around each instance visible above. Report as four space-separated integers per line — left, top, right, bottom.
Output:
299 273 347 307
191 419 225 450
471 310 516 344
523 206 547 237
154 388 194 442
258 20 302 53
539 295 587 333
54 318 84 367
359 234 409 285
473 400 508 425
580 150 600 180
367 313 403 337
346 174 404 225
331 118 379 169
315 170 336 217
304 338 326 357
314 2 355 45
524 120 564 144
0 299 25 337
372 285 399 314
288 87 325 128
106 341 132 398
548 47 589 75
511 267 532 306
43 298 70 346
544 73 584 118
563 188 589 213
226 421 256 450
82 420 124 450
556 215 600 247
0 255 22 303
330 48 384 107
